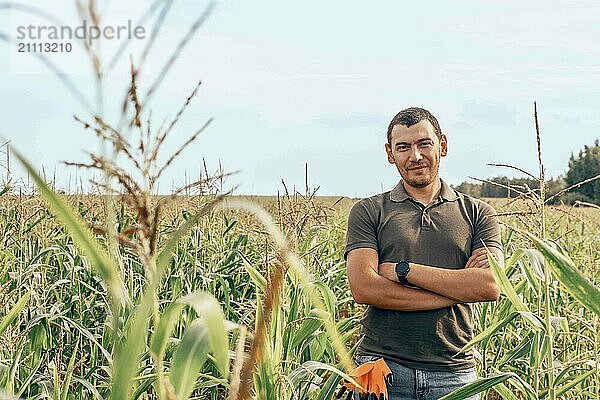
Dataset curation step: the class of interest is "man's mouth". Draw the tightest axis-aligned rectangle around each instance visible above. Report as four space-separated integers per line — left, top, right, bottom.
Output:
408 165 428 170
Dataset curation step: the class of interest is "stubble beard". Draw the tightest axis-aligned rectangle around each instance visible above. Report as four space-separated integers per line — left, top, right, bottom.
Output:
401 164 440 189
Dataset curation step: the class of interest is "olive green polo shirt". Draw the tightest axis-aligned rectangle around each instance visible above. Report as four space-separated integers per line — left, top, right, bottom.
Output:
344 179 502 371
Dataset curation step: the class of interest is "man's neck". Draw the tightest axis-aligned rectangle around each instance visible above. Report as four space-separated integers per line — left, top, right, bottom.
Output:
403 178 442 206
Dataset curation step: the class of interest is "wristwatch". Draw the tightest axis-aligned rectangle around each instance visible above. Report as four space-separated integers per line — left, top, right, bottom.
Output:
395 261 411 285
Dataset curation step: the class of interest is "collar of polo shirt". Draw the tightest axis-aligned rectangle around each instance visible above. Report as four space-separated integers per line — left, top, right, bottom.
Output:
389 179 459 203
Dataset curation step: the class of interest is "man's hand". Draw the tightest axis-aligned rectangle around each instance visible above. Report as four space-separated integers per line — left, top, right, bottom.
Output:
465 247 499 269
378 262 398 281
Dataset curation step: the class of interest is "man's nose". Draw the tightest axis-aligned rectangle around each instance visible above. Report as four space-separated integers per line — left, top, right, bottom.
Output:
409 146 423 162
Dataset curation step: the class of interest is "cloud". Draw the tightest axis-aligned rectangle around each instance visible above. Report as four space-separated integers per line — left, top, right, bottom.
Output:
452 121 474 130
551 113 581 124
313 113 389 129
460 101 518 126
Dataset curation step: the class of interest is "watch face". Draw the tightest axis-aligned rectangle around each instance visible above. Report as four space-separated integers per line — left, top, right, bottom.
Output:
395 262 409 276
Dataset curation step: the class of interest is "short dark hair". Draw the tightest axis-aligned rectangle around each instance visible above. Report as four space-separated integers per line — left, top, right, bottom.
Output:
387 107 442 143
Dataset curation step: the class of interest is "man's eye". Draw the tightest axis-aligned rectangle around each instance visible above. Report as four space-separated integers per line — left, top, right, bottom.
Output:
419 142 433 148
397 146 409 151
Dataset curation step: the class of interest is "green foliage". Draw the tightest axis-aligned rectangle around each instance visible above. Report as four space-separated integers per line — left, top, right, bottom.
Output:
481 176 539 198
455 139 600 205
0 291 30 337
566 139 600 204
1 184 598 399
455 176 565 201
439 373 533 400
453 181 481 197
527 234 600 315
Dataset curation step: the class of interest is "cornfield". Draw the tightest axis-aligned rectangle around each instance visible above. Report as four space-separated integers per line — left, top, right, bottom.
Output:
1 2 599 399
0 175 598 399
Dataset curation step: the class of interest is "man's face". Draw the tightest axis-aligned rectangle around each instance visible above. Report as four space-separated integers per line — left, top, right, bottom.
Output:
385 120 447 189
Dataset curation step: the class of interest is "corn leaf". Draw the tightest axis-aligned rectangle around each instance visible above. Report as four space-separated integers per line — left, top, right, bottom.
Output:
14 150 125 303
527 234 600 315
290 309 323 350
492 382 520 400
314 281 335 317
459 311 541 354
288 360 354 393
0 291 30 337
111 288 154 400
314 371 342 400
150 301 185 359
170 319 211 400
556 369 595 397
487 248 529 312
239 252 267 292
438 373 516 400
156 196 225 278
60 340 79 400
181 292 230 379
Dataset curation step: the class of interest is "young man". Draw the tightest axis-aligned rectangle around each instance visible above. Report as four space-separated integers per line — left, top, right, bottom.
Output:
345 107 503 400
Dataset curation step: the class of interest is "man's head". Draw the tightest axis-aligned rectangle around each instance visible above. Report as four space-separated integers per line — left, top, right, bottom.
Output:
385 107 447 189
386 107 442 144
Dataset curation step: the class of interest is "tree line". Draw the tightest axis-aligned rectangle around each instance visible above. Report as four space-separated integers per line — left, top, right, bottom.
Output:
454 139 600 205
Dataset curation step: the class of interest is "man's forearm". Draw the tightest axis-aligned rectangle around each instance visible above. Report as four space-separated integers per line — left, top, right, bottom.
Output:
346 248 459 312
379 262 500 303
352 273 458 311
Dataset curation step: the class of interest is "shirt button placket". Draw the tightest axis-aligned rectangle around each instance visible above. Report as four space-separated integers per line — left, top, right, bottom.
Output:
421 210 431 230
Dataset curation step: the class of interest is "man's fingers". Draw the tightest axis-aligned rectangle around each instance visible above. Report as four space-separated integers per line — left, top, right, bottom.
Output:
466 249 499 269
466 256 480 268
466 255 494 269
466 252 481 267
470 249 487 258
471 248 499 259
466 253 485 268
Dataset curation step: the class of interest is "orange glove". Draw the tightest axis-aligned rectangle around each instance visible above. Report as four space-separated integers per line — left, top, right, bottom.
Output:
336 358 393 400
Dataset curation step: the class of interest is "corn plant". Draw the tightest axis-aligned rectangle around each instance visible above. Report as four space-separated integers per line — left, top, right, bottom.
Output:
440 103 600 399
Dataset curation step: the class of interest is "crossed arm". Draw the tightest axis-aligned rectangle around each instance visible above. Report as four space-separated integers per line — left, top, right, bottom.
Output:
346 247 502 312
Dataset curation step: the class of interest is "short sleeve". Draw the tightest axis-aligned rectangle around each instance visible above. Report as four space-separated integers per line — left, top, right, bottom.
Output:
471 201 503 252
344 199 379 260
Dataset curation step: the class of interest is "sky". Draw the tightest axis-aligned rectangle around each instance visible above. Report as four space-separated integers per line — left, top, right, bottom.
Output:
1 0 599 197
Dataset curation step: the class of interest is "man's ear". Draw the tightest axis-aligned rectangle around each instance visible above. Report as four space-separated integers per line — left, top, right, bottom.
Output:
385 143 395 164
440 134 448 157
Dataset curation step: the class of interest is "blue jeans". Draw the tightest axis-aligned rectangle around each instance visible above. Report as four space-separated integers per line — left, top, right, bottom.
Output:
354 355 480 400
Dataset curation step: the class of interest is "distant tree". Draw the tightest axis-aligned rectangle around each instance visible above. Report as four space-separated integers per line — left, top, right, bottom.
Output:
453 175 568 203
545 176 566 204
565 139 600 204
455 175 565 200
478 176 539 198
480 176 509 198
454 182 481 197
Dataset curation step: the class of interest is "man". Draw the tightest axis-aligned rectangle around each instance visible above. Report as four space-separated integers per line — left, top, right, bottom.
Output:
344 107 503 400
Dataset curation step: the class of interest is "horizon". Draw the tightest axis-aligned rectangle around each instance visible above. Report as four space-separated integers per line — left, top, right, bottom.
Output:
1 144 587 199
